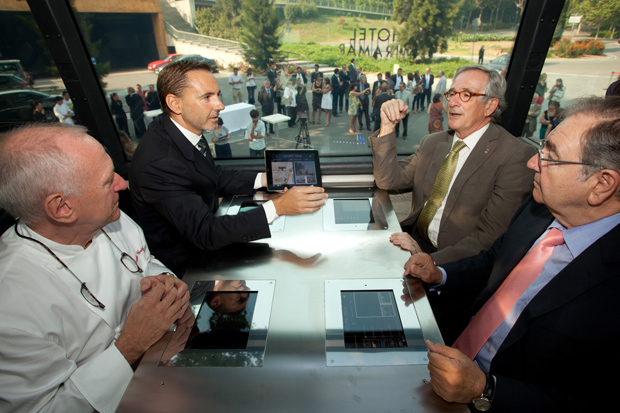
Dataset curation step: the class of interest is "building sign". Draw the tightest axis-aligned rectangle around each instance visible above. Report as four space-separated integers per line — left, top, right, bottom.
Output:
339 28 407 59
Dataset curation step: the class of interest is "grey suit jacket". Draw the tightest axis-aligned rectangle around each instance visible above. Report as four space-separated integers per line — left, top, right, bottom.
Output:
370 123 536 264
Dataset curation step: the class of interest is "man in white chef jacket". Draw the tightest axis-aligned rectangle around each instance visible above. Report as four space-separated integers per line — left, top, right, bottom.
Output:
0 123 191 412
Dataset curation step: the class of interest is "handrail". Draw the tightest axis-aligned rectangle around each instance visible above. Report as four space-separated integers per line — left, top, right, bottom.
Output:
164 21 242 48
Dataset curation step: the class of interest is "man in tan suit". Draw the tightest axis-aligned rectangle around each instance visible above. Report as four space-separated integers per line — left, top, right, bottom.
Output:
370 65 535 265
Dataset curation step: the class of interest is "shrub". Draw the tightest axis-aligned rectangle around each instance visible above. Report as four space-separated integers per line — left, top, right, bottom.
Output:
553 37 605 57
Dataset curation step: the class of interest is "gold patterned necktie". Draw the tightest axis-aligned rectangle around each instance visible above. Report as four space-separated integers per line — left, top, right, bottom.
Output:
196 135 209 157
417 140 467 246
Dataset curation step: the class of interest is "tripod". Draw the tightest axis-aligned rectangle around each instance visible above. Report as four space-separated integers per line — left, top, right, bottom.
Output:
295 116 311 148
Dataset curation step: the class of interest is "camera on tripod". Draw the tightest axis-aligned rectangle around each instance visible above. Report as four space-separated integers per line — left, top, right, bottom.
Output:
295 115 311 148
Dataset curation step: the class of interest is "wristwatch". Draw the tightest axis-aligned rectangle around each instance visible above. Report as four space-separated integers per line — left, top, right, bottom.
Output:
472 373 495 411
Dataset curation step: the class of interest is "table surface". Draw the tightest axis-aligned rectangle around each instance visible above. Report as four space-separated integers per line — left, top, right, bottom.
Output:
117 188 467 413
261 113 291 124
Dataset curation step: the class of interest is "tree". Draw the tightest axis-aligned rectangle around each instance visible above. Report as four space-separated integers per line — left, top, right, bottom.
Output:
195 1 242 41
240 0 281 69
393 0 463 59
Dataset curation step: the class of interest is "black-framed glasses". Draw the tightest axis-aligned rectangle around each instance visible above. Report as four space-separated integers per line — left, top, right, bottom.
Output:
444 89 488 102
14 222 144 309
537 139 604 169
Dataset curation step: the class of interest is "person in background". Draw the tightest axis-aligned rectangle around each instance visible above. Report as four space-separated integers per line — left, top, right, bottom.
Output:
478 45 485 64
283 81 297 127
257 79 275 134
523 93 541 139
427 93 447 134
310 64 322 84
53 96 74 124
348 83 363 134
357 75 371 131
394 82 413 139
0 123 190 412
273 78 284 115
246 68 256 104
434 70 447 101
421 67 434 110
228 68 244 104
539 99 559 140
331 68 341 117
32 101 47 122
412 70 424 112
321 77 333 127
311 74 323 125
548 78 565 104
296 77 310 121
210 117 232 158
110 92 130 137
145 84 160 111
373 82 394 132
246 109 266 158
372 72 384 98
119 130 137 158
339 64 350 112
535 73 547 105
135 84 148 111
126 87 146 139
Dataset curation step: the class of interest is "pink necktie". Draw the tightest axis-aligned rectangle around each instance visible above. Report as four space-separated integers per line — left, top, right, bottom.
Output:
453 228 564 360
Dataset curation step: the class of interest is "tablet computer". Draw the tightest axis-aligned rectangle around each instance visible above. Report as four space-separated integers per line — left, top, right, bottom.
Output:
323 198 388 231
265 149 321 191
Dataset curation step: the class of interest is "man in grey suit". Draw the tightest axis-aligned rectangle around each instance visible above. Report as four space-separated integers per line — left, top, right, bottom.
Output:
370 65 535 265
394 82 413 138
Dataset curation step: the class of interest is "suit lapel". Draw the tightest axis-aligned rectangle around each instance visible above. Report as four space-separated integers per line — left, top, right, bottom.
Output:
441 124 499 223
497 222 620 354
161 116 218 187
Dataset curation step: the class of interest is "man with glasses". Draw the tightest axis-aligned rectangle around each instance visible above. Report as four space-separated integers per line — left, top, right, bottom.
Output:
0 123 192 412
370 65 535 267
403 96 620 412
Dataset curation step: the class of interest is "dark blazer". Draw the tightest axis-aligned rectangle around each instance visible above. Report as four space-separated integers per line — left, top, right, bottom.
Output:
129 115 270 276
422 74 434 91
436 197 620 412
373 92 393 110
370 123 535 265
267 69 277 86
331 74 340 93
258 87 275 115
349 63 357 83
289 73 307 86
357 81 370 107
125 93 144 121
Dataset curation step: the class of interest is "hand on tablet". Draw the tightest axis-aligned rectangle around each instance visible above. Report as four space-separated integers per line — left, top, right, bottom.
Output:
272 186 328 215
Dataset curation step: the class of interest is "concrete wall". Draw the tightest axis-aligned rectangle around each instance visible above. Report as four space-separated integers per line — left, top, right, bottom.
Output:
171 38 243 68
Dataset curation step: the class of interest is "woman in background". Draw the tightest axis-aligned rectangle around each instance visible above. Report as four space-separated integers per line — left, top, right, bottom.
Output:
348 84 363 134
311 74 323 124
321 77 333 127
246 68 256 104
32 101 47 122
296 77 310 120
110 92 130 137
210 117 232 158
427 93 446 133
283 81 297 127
548 78 565 104
539 100 560 140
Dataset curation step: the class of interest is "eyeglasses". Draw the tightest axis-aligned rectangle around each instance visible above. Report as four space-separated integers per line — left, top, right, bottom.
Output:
14 222 144 309
537 139 604 169
444 89 488 102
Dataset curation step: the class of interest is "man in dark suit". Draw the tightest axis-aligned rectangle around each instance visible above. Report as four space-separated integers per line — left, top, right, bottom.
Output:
310 64 322 84
348 58 357 84
257 79 275 133
421 67 434 110
404 96 620 412
370 65 535 265
130 60 327 276
372 82 393 132
371 72 383 98
339 64 350 112
390 68 404 91
125 86 146 139
357 75 371 131
331 68 341 117
290 67 307 86
267 63 277 86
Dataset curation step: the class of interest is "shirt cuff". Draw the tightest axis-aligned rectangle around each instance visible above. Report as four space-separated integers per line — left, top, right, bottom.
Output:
254 173 264 190
428 266 448 291
262 200 279 224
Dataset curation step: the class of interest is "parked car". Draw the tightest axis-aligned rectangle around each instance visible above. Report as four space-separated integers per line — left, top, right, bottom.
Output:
485 54 511 73
147 53 183 71
0 60 35 85
0 90 56 131
154 54 218 75
0 74 33 91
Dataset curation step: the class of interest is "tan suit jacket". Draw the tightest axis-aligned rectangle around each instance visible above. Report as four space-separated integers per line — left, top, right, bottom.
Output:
370 123 536 264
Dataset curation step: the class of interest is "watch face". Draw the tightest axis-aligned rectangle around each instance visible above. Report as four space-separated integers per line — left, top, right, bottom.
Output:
472 397 492 411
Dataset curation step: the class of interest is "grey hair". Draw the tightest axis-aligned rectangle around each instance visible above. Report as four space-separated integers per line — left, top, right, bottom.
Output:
563 97 620 186
0 123 89 224
453 65 506 123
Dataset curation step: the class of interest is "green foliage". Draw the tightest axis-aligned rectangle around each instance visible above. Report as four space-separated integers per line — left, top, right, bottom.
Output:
393 0 463 59
279 43 470 78
195 1 242 41
450 32 516 42
240 0 282 70
283 1 319 22
571 0 620 31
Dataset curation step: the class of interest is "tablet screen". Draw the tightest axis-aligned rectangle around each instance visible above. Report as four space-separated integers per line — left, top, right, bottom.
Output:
334 199 375 224
265 149 321 191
